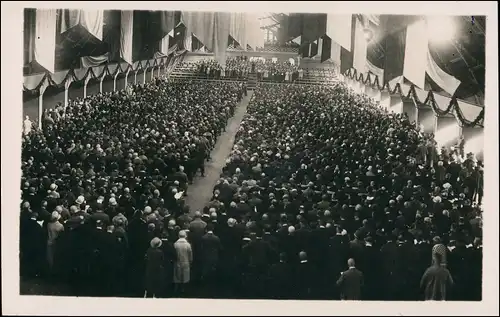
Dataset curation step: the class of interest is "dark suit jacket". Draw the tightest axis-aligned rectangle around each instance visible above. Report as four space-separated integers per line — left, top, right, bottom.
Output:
268 261 293 299
336 267 364 300
201 232 222 265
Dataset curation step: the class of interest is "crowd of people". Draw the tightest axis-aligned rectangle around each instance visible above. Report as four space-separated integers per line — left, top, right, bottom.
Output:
191 83 483 300
191 56 302 83
195 57 251 80
19 76 484 301
19 78 246 297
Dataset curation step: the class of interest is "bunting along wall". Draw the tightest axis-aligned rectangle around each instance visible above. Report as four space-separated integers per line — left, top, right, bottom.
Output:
35 9 57 73
380 15 421 85
120 10 134 65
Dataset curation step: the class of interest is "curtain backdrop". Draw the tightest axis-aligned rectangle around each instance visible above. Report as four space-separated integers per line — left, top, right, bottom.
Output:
315 37 323 58
159 30 174 54
81 53 109 68
181 11 215 51
229 13 247 49
426 48 461 95
365 59 384 81
35 9 57 73
352 16 367 73
383 24 406 85
161 11 176 34
60 9 104 40
340 15 356 75
120 11 134 64
403 18 427 88
246 13 264 49
302 13 327 44
213 12 231 66
326 14 353 51
287 13 302 40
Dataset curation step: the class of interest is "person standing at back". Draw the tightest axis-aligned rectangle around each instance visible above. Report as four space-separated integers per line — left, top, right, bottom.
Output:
336 258 364 300
420 253 454 301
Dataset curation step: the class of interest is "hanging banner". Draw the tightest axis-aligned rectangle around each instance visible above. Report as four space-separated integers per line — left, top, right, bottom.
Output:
35 9 57 73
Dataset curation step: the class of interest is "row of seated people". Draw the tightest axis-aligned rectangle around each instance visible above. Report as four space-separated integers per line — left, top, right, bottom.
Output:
19 78 246 297
194 83 483 300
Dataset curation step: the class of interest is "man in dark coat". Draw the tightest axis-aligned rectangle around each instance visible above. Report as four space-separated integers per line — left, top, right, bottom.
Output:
200 224 222 290
19 211 46 278
336 258 364 300
268 252 293 299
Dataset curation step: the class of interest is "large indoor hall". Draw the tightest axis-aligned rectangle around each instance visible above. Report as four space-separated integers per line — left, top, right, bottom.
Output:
12 6 491 307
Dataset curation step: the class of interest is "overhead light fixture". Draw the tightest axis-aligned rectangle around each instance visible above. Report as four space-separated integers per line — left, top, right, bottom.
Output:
427 16 456 45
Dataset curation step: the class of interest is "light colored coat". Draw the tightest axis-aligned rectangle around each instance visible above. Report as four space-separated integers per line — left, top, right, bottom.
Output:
173 238 193 283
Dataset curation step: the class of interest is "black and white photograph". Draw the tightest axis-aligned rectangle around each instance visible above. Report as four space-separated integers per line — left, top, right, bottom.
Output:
2 1 498 316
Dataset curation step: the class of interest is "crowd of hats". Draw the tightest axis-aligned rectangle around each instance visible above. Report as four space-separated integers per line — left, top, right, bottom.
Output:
196 82 483 300
19 78 246 295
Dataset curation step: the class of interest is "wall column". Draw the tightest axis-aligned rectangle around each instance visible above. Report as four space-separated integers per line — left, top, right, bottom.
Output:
64 78 73 108
113 72 119 91
99 73 106 93
83 76 91 99
38 80 49 129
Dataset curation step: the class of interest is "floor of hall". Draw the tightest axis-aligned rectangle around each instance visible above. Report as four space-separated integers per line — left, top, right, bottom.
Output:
184 91 253 214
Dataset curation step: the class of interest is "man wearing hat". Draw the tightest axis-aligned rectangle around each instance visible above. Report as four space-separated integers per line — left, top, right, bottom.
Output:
173 230 193 295
144 237 165 298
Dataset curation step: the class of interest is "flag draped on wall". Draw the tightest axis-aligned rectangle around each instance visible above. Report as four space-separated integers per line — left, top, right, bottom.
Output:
301 13 327 44
35 9 57 73
426 49 461 95
326 14 353 51
181 11 215 51
292 35 301 45
184 31 193 51
340 15 356 75
352 16 368 73
229 13 247 50
60 9 104 40
246 13 264 50
120 10 133 65
380 15 421 85
403 17 428 88
287 13 302 40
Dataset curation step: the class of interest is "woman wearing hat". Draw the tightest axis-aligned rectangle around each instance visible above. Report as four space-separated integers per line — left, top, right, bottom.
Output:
144 237 165 298
46 211 64 274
